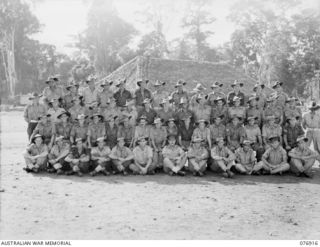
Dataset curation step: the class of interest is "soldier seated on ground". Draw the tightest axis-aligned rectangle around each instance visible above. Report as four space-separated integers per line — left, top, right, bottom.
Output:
131 136 156 175
109 137 134 176
288 135 319 178
23 134 49 173
65 138 90 177
47 135 70 175
234 140 257 175
254 136 290 175
162 134 187 176
90 137 112 176
187 138 209 177
210 137 236 178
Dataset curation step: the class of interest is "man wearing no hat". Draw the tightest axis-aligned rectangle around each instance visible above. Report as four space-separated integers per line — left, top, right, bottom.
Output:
24 92 47 139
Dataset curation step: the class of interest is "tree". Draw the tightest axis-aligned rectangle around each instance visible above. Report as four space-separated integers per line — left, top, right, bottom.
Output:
181 0 216 61
79 0 137 75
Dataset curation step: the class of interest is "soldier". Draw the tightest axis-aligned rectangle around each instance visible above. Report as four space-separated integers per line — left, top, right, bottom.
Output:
178 114 195 151
30 113 54 147
210 96 228 125
135 79 152 110
152 80 167 111
283 116 304 151
122 99 138 127
97 80 114 109
227 80 245 106
284 97 302 123
109 137 134 175
210 137 236 178
246 95 262 126
64 82 79 110
253 83 267 110
42 76 64 107
65 138 90 176
234 140 257 175
68 96 87 123
166 118 179 138
189 83 207 108
187 137 209 176
23 134 48 173
134 115 151 146
81 76 99 107
47 98 66 124
226 116 245 152
302 101 320 154
176 97 194 125
90 137 112 176
105 115 118 149
70 114 88 145
131 136 156 175
117 114 135 148
192 119 211 149
24 92 46 139
262 96 275 124
170 80 189 106
162 135 187 176
227 96 246 123
47 135 71 175
157 98 175 123
254 136 290 175
87 113 106 148
289 135 319 178
262 115 282 148
244 116 264 160
150 117 167 170
209 115 226 146
207 81 226 104
272 81 288 110
113 79 132 108
137 98 157 125
53 111 73 141
191 94 211 122
101 97 120 123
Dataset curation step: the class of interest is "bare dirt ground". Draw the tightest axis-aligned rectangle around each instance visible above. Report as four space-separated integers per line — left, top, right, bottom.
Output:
0 111 320 240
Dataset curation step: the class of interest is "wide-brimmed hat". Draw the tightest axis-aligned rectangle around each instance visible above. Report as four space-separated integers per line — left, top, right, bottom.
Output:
66 82 79 90
192 137 203 143
174 80 187 88
182 114 192 121
31 134 44 143
179 97 188 105
214 96 226 104
137 79 149 87
232 96 241 102
29 92 42 100
75 137 83 143
167 118 175 123
167 134 177 140
159 98 169 105
268 136 280 143
136 136 148 144
71 95 84 102
296 135 308 143
286 115 299 122
253 83 265 91
49 98 59 104
86 75 97 83
115 78 126 87
100 80 113 87
90 113 104 120
97 137 105 143
57 111 71 119
230 115 242 121
213 114 224 120
266 115 276 121
117 137 125 142
196 119 209 125
45 76 58 84
38 113 51 120
153 117 162 124
55 135 65 142
242 140 253 146
285 97 295 103
76 114 87 120
211 81 223 88
138 115 147 122
231 80 243 87
247 116 258 122
192 83 206 93
248 95 259 102
216 137 224 143
143 98 152 104
272 81 283 89
196 94 207 103
154 80 166 87
124 99 135 107
308 101 320 111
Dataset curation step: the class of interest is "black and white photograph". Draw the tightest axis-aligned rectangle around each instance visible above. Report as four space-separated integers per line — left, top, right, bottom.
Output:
0 0 320 242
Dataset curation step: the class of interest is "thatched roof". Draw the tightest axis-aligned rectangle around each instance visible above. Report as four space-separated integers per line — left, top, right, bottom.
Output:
102 56 264 94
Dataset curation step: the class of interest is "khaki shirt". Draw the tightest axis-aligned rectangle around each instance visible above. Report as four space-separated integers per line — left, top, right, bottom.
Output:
24 104 46 122
211 146 235 161
192 105 211 122
88 123 106 142
47 107 66 123
244 125 261 143
49 142 70 159
91 146 111 159
70 124 88 141
81 87 99 106
235 147 256 165
150 127 167 147
117 125 134 144
210 124 226 142
27 143 48 156
289 146 316 158
110 145 133 159
262 146 287 165
262 124 282 139
43 86 64 102
133 145 153 164
192 127 210 143
187 146 209 160
134 125 150 140
54 122 73 139
162 145 184 159
302 112 320 129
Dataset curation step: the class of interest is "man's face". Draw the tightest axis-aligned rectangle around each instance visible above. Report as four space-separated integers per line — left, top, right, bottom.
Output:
217 100 223 107
250 99 257 107
48 81 55 88
289 118 296 126
70 86 77 93
184 118 191 125
271 140 280 149
79 118 85 125
194 142 201 148
118 140 125 148
234 99 240 106
168 138 176 146
33 98 39 104
98 141 104 148
52 100 59 107
76 140 83 148
269 119 275 125
199 122 205 128
140 120 146 126
57 139 63 146
243 144 250 152
255 87 261 94
177 86 183 92
232 118 239 125
41 116 48 123
249 119 255 126
168 121 175 127
215 117 221 125
139 139 147 147
140 81 146 89
35 137 42 146
217 140 224 148
144 102 151 109
61 114 68 122
93 116 99 124
88 81 95 88
233 85 240 92
297 140 305 149
123 118 129 126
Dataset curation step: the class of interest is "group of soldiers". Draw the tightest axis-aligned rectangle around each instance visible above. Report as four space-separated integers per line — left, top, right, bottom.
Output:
23 75 319 178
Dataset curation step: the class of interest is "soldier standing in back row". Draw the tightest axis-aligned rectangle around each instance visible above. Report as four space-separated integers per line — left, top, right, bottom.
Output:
227 80 245 106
